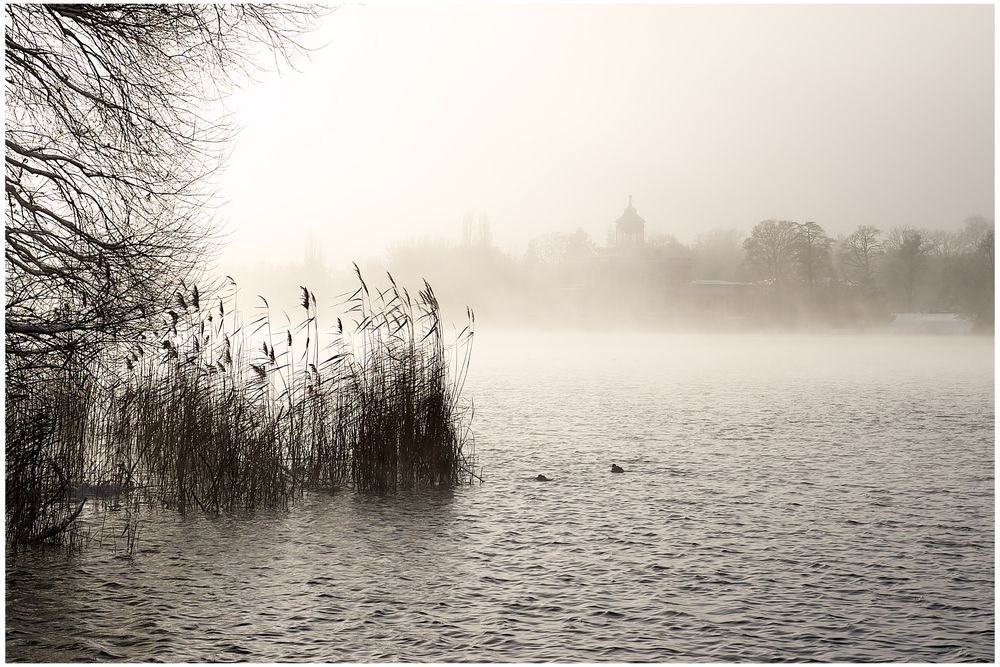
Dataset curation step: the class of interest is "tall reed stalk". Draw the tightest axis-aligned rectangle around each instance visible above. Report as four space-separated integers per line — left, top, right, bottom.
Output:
5 273 477 547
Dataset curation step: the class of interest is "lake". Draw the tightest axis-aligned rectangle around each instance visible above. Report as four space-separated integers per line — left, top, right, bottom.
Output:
6 332 995 662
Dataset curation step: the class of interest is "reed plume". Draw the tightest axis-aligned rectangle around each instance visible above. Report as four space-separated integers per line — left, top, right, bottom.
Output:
5 273 477 547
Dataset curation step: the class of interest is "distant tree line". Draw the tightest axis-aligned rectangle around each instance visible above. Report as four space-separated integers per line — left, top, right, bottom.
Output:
739 217 994 328
272 214 989 331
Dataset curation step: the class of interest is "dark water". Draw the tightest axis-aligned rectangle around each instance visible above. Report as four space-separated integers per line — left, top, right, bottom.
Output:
6 333 995 662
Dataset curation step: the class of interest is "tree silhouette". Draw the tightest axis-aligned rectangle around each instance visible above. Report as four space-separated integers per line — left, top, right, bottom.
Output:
5 4 321 384
884 226 925 311
840 225 883 287
743 219 799 284
794 221 833 286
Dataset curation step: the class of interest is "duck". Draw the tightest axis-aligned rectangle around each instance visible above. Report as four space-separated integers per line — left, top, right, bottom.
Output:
535 474 551 482
611 463 625 473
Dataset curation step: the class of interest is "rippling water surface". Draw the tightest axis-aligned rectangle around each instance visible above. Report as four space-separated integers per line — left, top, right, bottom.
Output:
6 333 995 662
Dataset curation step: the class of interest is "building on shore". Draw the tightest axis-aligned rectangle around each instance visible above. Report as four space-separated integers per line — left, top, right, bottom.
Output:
594 196 691 296
549 196 695 318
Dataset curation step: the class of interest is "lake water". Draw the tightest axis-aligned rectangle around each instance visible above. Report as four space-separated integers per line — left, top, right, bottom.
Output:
6 332 995 662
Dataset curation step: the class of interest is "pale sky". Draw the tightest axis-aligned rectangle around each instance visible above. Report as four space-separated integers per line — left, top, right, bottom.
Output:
216 3 994 270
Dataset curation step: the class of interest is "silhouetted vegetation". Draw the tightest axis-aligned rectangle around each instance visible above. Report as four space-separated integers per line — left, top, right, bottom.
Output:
6 276 477 549
4 6 481 551
6 4 321 395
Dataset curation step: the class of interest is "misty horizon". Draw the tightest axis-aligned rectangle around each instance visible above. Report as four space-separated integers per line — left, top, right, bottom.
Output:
5 3 994 663
215 3 993 273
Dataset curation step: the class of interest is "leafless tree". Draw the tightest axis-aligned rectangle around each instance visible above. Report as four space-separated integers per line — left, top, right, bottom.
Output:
979 229 994 271
793 221 833 286
5 4 323 387
956 221 993 326
742 219 800 284
839 224 883 286
958 215 995 253
884 226 925 311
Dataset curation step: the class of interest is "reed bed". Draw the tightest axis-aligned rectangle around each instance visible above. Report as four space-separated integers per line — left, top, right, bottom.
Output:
6 272 477 547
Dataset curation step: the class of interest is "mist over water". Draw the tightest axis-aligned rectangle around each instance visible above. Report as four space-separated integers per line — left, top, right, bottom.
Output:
217 4 994 267
5 3 994 663
7 332 993 662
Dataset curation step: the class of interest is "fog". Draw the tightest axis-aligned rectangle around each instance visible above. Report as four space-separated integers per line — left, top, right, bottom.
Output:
212 3 993 332
207 5 994 334
6 5 995 661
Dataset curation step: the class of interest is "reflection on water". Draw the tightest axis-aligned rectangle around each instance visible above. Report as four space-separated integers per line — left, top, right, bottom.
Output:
6 333 995 662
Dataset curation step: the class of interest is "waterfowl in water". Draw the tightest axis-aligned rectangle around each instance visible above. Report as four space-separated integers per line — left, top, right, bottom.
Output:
536 474 551 482
611 464 625 473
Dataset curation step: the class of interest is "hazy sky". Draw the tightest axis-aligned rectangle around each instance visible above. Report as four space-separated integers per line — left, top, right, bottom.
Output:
216 3 994 270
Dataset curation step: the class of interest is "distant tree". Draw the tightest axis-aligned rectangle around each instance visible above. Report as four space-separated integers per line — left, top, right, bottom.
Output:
461 211 475 246
526 233 567 266
646 233 689 256
566 228 596 262
526 228 594 265
839 225 883 286
920 229 964 312
923 229 964 257
955 221 994 327
691 228 747 281
980 229 995 270
478 215 494 248
972 228 994 325
460 212 493 247
793 221 833 286
5 4 321 385
958 215 995 253
884 226 926 311
742 219 800 284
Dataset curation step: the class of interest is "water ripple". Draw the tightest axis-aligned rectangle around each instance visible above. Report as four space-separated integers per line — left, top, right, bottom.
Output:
6 333 995 662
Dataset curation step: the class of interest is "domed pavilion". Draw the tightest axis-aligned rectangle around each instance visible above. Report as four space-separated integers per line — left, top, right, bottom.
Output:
614 195 645 248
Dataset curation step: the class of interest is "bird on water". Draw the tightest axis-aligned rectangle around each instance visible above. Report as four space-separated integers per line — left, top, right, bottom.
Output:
536 474 551 482
611 463 625 473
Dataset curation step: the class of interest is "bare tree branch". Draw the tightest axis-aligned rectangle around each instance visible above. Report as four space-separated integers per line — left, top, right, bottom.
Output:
5 4 325 387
